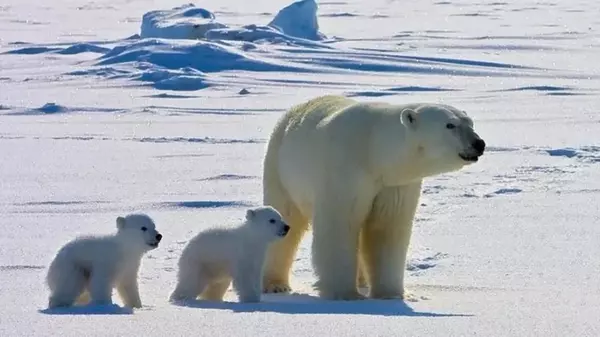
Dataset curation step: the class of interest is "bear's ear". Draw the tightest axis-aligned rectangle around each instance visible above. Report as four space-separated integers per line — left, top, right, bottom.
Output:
245 209 255 220
401 109 417 129
116 216 126 230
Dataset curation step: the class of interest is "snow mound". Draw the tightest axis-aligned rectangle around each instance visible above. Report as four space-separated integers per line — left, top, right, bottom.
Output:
268 0 326 41
547 146 600 163
3 103 125 115
69 63 212 91
206 24 306 45
57 43 111 55
3 43 109 55
140 3 227 39
34 103 69 114
135 66 210 91
97 38 303 73
138 1 326 43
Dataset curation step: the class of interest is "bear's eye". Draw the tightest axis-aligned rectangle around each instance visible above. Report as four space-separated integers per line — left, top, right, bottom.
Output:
446 123 456 130
141 226 147 232
269 219 276 224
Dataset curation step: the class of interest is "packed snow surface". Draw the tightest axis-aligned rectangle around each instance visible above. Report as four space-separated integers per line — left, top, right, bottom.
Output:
0 0 599 336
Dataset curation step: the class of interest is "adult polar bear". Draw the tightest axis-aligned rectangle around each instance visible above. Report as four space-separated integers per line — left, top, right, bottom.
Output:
261 95 485 300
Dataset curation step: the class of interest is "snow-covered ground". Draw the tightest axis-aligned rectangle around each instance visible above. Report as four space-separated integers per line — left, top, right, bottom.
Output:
1 0 599 336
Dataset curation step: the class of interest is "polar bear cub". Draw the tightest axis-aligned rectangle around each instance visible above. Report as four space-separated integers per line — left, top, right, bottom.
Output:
169 206 289 303
45 213 162 309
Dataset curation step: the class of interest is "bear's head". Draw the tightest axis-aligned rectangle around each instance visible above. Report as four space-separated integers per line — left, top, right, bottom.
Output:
398 104 485 179
245 206 290 240
116 213 162 251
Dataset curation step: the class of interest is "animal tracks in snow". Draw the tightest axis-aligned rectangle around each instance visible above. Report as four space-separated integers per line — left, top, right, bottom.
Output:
424 145 599 201
546 146 600 164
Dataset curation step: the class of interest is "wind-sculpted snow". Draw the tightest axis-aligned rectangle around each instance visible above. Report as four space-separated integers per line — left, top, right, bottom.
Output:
2 0 592 93
2 0 600 335
140 4 227 40
140 1 326 42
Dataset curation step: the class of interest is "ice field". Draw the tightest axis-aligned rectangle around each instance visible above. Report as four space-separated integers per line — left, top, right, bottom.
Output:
0 0 599 336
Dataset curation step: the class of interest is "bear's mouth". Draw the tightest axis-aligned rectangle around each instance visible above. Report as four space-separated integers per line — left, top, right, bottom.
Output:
148 242 159 248
459 153 480 162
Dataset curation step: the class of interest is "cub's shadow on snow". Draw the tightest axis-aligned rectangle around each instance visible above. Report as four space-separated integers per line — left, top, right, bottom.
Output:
171 293 473 317
38 304 133 316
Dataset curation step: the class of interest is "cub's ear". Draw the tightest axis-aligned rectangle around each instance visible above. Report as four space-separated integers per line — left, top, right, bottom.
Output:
116 216 126 230
245 209 256 220
401 108 417 129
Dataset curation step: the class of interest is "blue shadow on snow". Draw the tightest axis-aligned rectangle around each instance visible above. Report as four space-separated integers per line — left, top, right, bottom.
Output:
39 304 133 315
171 293 474 317
162 200 255 209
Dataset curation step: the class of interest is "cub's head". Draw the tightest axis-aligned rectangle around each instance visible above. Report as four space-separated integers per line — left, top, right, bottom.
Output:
116 213 162 251
401 104 486 174
245 206 290 240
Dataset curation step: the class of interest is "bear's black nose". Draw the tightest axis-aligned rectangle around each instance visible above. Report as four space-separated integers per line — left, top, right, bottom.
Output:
283 225 290 232
472 138 486 154
156 234 162 241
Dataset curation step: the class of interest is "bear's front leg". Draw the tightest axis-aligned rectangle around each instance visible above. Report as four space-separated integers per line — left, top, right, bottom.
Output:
116 272 142 308
262 205 308 294
233 254 265 303
311 184 375 301
362 183 421 299
88 267 115 306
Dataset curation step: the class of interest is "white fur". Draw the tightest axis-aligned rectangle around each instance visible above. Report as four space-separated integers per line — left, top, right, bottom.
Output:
45 213 162 309
261 95 485 300
169 206 289 303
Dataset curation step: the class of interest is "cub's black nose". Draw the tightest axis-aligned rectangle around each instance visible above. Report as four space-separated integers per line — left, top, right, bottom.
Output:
156 234 163 241
283 225 290 232
473 138 486 154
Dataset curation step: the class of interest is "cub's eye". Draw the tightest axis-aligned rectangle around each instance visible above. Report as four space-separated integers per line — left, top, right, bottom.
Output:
446 123 456 130
141 227 147 232
269 219 276 224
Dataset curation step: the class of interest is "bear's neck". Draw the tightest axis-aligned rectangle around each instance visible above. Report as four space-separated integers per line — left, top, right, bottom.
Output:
114 235 147 258
235 223 273 249
369 127 428 185
380 154 428 186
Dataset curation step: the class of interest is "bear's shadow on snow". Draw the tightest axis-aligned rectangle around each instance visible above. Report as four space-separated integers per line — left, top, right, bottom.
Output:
171 293 473 317
38 304 134 316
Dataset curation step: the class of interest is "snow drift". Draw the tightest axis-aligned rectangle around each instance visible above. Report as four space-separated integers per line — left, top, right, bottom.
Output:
3 0 583 94
96 39 299 73
140 4 227 40
267 0 326 41
139 0 326 43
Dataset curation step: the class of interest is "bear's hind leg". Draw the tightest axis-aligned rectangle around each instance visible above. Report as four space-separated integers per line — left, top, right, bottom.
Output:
88 266 116 306
169 263 207 302
47 262 87 309
357 233 369 290
201 278 232 301
75 289 91 305
362 183 421 299
262 193 308 294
